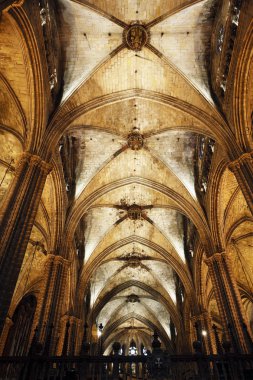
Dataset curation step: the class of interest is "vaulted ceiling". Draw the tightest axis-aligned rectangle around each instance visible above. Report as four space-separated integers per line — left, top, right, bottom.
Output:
55 0 219 353
1 0 252 355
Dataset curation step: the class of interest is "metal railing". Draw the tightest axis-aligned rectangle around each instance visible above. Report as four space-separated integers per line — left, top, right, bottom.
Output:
0 353 253 380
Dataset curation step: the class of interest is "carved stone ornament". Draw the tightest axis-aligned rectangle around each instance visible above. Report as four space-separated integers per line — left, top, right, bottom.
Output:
127 132 144 150
127 204 142 220
126 294 140 303
123 23 149 52
128 257 142 268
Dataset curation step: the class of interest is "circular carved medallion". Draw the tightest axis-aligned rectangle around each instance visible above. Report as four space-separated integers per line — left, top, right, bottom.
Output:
128 132 144 150
124 24 149 51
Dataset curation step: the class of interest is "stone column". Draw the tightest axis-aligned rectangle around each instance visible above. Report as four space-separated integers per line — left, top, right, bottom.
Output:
56 315 69 356
37 254 70 355
55 316 81 356
0 153 51 335
68 316 82 355
228 151 253 214
57 316 82 356
191 311 215 354
205 252 251 353
0 317 13 355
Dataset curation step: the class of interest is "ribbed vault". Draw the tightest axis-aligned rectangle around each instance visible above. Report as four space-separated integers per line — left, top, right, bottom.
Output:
1 0 252 357
50 0 220 352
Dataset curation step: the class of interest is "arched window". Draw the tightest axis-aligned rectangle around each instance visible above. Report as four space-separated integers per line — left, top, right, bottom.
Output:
129 339 138 356
3 295 37 356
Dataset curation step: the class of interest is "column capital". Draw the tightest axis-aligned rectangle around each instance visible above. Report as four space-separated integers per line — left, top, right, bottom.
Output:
45 254 70 268
228 151 253 172
191 310 210 323
54 255 70 268
69 316 82 327
44 253 56 266
190 314 201 323
16 152 52 176
60 315 70 324
205 251 226 266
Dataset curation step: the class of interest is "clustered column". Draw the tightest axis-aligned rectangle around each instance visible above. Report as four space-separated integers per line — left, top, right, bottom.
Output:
0 153 51 335
68 316 82 355
37 254 70 355
205 251 252 353
191 311 215 354
57 316 82 356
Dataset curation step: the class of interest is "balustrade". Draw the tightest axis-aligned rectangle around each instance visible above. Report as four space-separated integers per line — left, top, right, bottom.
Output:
0 353 253 380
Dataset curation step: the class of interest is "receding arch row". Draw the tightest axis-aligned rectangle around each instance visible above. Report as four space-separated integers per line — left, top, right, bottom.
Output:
103 302 170 348
79 203 190 270
40 89 241 160
82 235 186 285
83 232 185 285
101 312 172 351
88 280 182 333
64 131 196 204
65 177 214 256
103 328 151 355
77 235 197 315
78 136 196 207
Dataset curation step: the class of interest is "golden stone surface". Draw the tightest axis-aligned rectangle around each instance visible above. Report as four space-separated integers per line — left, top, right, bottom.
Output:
0 0 252 357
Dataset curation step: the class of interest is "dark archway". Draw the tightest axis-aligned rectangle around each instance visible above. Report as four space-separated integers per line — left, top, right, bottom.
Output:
3 295 37 356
